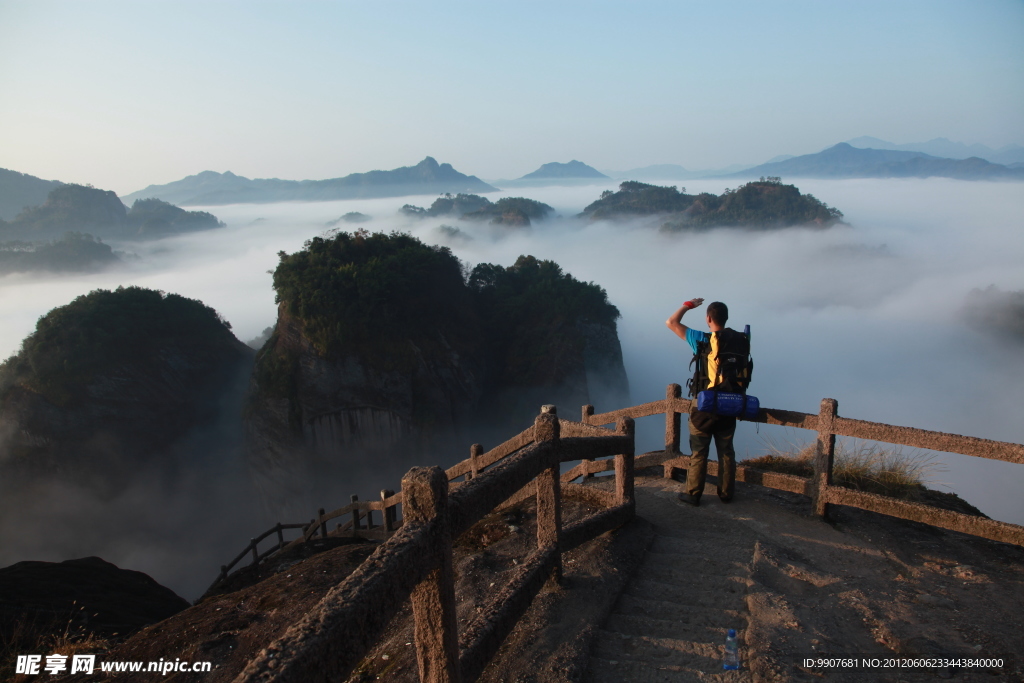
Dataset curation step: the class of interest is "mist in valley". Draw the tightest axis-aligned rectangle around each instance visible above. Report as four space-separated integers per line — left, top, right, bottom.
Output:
1 177 1022 599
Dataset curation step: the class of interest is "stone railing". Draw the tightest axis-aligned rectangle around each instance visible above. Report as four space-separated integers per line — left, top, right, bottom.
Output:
232 407 636 683
210 414 566 590
580 384 1024 547
215 382 1024 596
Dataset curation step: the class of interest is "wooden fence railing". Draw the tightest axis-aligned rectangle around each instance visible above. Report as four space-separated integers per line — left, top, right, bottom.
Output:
233 405 635 683
217 382 1024 594
578 383 1024 547
210 407 621 591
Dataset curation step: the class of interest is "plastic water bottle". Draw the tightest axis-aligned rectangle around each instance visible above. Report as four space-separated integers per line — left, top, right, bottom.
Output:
723 628 740 670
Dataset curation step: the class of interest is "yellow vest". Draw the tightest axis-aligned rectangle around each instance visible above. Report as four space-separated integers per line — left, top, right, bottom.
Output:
706 332 721 389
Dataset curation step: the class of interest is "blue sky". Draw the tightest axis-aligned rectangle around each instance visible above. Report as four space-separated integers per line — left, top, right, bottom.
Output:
1 0 1022 194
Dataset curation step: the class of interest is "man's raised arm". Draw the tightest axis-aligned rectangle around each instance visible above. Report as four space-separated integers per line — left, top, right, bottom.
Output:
666 297 704 340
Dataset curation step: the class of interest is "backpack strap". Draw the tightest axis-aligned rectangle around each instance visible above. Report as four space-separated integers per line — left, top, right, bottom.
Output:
686 338 709 399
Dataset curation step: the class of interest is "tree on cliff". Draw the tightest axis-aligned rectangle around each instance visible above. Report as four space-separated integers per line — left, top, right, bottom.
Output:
580 179 843 229
0 286 239 407
255 231 624 438
270 230 479 365
469 255 620 391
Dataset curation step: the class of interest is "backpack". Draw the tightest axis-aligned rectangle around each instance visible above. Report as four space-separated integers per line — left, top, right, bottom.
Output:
686 327 753 399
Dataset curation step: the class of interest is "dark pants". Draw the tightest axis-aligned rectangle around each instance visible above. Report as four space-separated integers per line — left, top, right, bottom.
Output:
687 413 737 500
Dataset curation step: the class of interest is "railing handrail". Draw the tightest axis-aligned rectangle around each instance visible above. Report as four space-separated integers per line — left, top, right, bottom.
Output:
233 408 636 683
215 383 1024 589
216 384 1024 587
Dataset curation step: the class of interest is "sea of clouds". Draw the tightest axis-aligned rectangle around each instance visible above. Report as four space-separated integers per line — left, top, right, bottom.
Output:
1 177 1022 596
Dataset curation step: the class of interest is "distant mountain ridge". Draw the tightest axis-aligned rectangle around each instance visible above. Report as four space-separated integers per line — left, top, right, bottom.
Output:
519 160 607 180
846 136 1024 166
123 157 497 206
725 143 1024 181
0 168 63 221
601 163 754 181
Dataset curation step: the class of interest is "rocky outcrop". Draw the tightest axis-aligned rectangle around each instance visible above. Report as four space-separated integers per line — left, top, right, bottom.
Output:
579 320 631 409
244 235 629 516
0 556 188 646
0 287 253 493
245 303 482 515
245 308 629 516
5 184 127 241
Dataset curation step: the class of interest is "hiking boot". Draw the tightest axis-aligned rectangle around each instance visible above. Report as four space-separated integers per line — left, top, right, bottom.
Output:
718 495 733 504
678 493 701 507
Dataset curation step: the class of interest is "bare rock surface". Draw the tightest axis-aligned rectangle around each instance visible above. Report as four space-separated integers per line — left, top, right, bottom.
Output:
48 473 1024 682
0 556 188 642
580 475 1023 682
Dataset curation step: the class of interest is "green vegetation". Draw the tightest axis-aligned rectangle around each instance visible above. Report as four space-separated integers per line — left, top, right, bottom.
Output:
0 186 224 241
125 198 222 236
469 255 619 390
6 184 127 240
325 212 372 227
0 286 236 406
401 193 554 226
0 233 120 274
580 177 843 229
271 230 479 366
581 181 694 219
261 232 619 423
747 438 937 499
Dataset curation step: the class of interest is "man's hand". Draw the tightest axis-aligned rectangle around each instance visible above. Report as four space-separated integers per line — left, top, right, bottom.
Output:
667 297 704 340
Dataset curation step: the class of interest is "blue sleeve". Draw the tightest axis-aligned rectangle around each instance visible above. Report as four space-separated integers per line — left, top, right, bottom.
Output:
685 328 709 355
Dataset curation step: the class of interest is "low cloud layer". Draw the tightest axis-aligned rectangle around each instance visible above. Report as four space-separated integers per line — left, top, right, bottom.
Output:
1 178 1022 595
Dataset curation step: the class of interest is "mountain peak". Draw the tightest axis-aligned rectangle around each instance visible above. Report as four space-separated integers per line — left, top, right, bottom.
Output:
520 160 608 180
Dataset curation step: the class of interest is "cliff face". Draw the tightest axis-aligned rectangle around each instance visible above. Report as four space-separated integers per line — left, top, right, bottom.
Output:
245 303 482 515
244 235 629 516
0 287 253 493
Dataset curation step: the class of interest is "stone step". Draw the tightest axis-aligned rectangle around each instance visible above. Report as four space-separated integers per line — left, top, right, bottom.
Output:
612 594 746 629
586 656 752 683
604 613 743 645
589 629 738 672
641 549 751 575
648 535 755 560
625 577 748 610
633 564 749 594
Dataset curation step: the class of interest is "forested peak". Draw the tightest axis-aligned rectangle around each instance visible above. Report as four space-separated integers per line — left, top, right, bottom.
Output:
0 286 237 405
271 230 475 361
469 255 620 329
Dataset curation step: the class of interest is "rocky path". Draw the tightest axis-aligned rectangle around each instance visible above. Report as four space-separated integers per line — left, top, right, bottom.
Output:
580 474 1024 683
585 480 757 681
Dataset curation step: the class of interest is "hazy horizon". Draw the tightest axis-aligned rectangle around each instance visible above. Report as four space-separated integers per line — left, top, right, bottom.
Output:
2 178 1021 540
2 1 1023 600
2 2 1022 195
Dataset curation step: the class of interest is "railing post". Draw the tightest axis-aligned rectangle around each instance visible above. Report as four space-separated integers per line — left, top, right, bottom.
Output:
535 405 563 584
249 538 258 565
318 508 328 538
813 398 838 519
581 404 595 479
381 489 395 533
469 443 483 480
665 383 682 456
615 417 636 507
351 494 362 531
403 466 460 683
275 522 284 549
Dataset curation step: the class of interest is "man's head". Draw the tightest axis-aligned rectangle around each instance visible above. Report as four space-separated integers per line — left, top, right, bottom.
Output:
706 301 728 329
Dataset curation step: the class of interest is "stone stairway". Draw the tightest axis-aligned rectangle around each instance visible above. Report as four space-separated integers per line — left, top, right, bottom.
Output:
584 481 758 682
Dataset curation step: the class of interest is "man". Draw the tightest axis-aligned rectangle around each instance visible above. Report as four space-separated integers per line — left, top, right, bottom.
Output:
665 298 739 507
